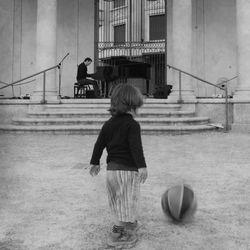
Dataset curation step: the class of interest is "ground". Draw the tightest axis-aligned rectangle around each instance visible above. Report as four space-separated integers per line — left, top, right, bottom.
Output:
0 132 250 250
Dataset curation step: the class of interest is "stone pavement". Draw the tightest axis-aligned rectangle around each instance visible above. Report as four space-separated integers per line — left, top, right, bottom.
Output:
0 132 250 250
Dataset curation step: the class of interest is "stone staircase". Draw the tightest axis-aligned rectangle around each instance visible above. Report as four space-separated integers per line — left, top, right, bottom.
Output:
0 99 217 134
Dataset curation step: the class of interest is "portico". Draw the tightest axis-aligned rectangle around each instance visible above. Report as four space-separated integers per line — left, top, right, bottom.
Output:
1 0 250 131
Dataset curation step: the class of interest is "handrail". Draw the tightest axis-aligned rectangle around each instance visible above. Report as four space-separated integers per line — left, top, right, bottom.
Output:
0 80 15 97
167 64 235 90
0 80 9 86
0 53 69 102
1 79 36 98
0 64 59 104
14 79 36 86
0 64 59 90
167 64 237 132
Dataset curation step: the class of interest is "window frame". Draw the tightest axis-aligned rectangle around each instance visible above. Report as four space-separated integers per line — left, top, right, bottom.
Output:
113 23 126 45
113 0 126 9
149 14 166 41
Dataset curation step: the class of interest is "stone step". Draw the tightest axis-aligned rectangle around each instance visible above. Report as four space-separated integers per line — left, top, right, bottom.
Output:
27 110 195 118
0 100 218 134
44 103 181 110
12 116 210 126
58 98 176 104
0 124 217 135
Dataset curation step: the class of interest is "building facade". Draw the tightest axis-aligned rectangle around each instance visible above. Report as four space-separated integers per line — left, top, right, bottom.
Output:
1 0 250 130
98 0 166 96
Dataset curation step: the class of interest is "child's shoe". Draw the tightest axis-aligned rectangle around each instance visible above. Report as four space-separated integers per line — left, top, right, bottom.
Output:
109 225 124 240
107 225 137 248
125 220 142 233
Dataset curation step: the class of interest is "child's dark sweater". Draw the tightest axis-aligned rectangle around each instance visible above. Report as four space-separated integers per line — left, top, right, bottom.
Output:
90 113 147 171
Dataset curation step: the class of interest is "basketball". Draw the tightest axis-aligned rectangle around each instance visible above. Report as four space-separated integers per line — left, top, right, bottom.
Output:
161 184 197 222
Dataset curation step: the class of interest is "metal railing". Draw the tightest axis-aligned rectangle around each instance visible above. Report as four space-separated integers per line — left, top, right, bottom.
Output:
0 65 60 104
0 53 69 103
167 64 237 132
1 78 36 98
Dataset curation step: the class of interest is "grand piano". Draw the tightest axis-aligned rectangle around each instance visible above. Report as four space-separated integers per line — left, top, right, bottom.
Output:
89 56 151 97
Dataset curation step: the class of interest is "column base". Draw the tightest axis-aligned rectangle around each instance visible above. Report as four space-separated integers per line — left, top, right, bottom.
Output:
231 102 250 132
231 123 250 132
232 90 250 102
31 90 60 103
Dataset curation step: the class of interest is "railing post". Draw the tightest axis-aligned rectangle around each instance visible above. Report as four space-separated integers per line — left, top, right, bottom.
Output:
178 71 183 103
41 72 47 104
58 64 61 97
129 0 132 59
225 86 229 132
12 85 15 98
167 64 234 132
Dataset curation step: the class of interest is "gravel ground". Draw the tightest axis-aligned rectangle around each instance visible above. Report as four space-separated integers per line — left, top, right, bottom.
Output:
0 132 250 250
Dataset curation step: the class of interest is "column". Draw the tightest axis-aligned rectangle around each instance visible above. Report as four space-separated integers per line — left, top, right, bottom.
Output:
31 0 58 102
233 0 250 101
167 0 195 102
232 0 250 132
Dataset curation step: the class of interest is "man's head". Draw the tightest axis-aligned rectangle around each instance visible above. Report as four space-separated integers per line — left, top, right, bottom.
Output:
84 57 92 66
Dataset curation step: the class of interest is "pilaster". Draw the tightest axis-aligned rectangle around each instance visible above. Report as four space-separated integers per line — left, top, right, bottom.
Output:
31 0 59 102
232 0 250 131
167 0 196 102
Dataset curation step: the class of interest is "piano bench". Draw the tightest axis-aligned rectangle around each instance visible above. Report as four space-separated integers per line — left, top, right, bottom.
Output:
74 84 88 98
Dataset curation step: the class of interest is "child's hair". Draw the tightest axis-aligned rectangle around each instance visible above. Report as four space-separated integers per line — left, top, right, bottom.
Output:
109 84 144 116
84 57 92 62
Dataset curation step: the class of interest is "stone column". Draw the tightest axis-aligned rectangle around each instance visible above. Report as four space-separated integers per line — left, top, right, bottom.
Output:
233 0 250 101
167 0 195 102
31 0 58 102
232 0 250 132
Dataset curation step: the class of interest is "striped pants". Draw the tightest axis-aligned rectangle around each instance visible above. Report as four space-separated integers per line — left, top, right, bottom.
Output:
106 169 140 223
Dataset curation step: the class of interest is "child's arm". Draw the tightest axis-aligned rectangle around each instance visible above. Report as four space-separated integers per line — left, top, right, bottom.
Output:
90 126 106 166
128 121 148 183
128 122 147 168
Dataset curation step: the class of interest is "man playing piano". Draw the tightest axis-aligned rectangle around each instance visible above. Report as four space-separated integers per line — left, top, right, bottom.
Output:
76 57 100 97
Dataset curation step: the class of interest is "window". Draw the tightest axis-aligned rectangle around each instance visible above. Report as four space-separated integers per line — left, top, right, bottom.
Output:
114 24 126 45
114 0 125 8
149 14 166 40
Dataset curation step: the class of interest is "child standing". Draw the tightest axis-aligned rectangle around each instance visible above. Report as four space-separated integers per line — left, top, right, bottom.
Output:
89 84 148 248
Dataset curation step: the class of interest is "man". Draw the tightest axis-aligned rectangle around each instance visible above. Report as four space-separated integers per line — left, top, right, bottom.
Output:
76 57 100 97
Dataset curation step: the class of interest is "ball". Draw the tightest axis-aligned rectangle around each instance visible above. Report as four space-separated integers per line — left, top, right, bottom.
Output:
161 184 197 222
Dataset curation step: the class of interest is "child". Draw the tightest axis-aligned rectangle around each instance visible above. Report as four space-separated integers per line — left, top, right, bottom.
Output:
89 83 148 248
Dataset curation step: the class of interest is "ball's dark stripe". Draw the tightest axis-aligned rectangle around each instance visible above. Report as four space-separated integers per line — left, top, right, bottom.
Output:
180 186 194 219
162 191 176 220
161 191 170 213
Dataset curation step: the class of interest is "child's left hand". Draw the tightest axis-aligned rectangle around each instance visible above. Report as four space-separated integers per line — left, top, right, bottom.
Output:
138 167 148 184
89 164 101 176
